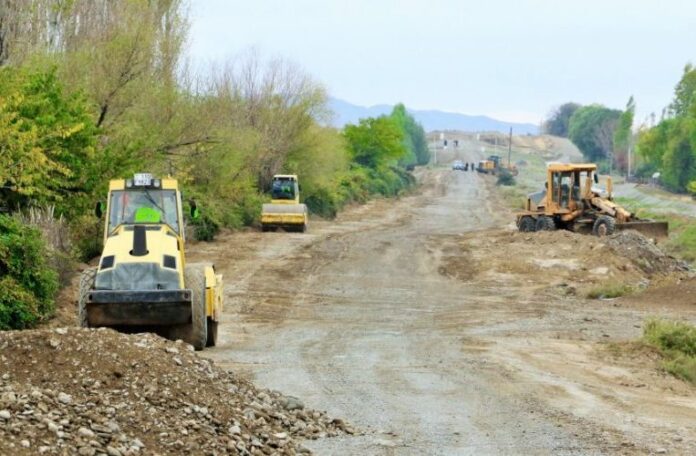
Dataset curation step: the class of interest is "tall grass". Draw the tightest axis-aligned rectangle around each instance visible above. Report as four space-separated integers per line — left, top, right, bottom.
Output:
643 318 696 384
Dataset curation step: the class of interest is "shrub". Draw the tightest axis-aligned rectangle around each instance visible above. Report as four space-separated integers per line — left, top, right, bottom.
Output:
71 215 104 262
496 169 516 186
17 206 75 286
191 212 220 242
643 318 696 384
0 215 59 329
305 186 339 219
586 283 634 299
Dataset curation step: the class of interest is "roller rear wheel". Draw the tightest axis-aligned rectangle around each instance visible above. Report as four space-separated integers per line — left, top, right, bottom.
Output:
183 265 207 350
77 267 97 328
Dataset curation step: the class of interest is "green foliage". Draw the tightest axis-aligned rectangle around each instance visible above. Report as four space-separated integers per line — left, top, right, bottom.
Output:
496 169 516 186
304 186 340 219
568 104 622 162
390 103 430 165
0 67 98 216
643 318 696 384
586 283 634 299
687 180 696 195
191 213 220 242
71 215 103 262
660 119 696 192
344 116 407 168
0 214 58 329
669 64 696 117
544 102 581 137
636 64 696 193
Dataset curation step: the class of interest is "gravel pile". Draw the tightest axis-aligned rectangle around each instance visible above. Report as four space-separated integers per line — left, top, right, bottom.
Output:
603 230 690 275
0 328 352 455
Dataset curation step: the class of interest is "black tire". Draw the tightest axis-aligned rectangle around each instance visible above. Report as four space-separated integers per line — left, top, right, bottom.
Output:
535 216 556 231
77 267 97 328
593 215 616 237
206 317 218 347
518 216 537 233
183 264 208 350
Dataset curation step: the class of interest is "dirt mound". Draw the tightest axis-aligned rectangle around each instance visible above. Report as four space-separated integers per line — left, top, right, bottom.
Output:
439 228 690 297
0 328 350 455
604 230 690 275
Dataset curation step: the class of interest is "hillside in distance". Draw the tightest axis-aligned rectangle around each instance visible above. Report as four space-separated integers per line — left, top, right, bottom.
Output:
328 98 539 135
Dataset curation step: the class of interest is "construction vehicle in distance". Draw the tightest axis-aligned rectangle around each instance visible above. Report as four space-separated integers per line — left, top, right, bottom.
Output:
261 174 308 232
516 163 668 238
78 173 223 350
477 155 518 176
476 159 496 174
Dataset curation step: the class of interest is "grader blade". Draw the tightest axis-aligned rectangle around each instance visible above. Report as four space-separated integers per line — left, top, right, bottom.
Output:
616 220 669 239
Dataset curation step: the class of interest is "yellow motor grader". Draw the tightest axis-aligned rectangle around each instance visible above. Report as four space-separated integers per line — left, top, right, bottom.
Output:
261 174 308 232
78 173 223 350
476 159 496 174
516 163 668 238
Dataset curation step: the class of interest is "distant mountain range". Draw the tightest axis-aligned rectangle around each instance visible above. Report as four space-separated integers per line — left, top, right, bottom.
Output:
327 98 539 135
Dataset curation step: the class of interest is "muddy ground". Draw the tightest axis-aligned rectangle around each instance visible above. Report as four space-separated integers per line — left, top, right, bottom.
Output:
183 168 696 455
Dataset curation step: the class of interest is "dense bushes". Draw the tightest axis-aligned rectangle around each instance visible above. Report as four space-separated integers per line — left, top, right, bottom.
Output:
0 215 58 329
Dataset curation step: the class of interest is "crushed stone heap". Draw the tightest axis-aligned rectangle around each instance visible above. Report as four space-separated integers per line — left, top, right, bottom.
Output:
0 328 352 455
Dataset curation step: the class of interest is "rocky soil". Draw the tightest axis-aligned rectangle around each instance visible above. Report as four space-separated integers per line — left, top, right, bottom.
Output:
441 228 691 299
0 328 352 455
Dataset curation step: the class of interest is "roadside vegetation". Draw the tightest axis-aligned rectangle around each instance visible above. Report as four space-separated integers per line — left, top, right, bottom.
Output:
0 0 429 329
643 318 696 384
0 214 58 329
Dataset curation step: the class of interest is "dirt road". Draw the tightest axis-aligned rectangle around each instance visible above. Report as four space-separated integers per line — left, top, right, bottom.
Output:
190 169 696 455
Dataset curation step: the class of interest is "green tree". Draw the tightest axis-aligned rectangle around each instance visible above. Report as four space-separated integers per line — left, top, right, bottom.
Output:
344 116 407 169
661 118 696 192
0 67 98 215
635 119 673 175
636 63 696 191
670 63 696 117
568 104 621 163
544 102 581 137
390 103 430 166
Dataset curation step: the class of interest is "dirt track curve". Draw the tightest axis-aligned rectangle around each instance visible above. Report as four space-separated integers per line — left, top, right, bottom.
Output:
189 169 696 455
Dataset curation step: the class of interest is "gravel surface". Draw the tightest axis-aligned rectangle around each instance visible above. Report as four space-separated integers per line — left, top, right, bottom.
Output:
0 328 351 455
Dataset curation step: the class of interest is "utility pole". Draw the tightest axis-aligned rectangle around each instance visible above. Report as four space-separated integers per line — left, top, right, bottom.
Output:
508 127 513 167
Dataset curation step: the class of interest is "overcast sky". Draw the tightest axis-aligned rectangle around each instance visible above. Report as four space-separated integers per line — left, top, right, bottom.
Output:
188 0 696 125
